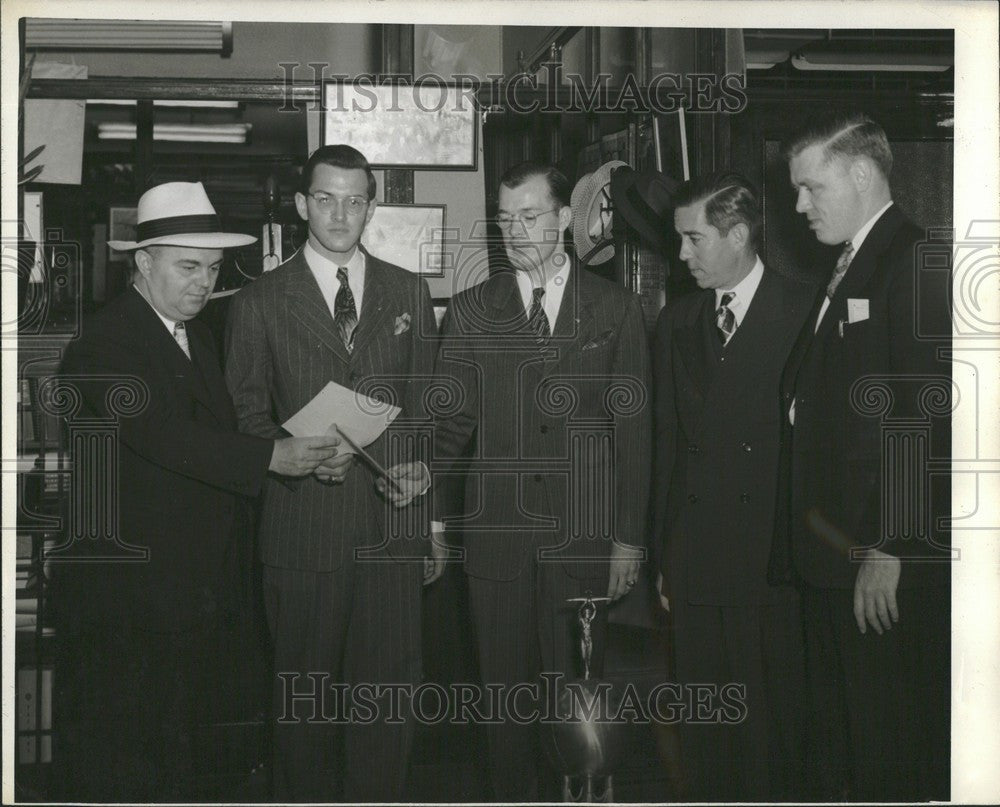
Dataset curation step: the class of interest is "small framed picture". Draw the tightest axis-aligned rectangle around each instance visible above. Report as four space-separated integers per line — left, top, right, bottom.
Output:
322 81 477 170
108 207 137 263
361 204 446 277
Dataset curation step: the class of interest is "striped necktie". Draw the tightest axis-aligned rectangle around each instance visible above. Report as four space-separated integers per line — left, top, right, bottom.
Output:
716 291 736 344
527 286 550 344
334 266 358 352
172 321 191 359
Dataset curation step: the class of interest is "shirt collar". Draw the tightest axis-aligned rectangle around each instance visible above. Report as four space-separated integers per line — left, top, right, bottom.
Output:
850 201 894 255
515 255 571 304
714 255 764 321
304 240 365 276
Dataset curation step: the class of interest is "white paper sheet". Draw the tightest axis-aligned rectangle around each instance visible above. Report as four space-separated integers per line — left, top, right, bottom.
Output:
282 381 401 453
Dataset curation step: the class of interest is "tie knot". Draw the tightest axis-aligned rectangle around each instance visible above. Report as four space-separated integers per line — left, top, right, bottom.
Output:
173 322 185 336
838 242 854 265
719 291 735 309
532 286 545 304
337 266 349 284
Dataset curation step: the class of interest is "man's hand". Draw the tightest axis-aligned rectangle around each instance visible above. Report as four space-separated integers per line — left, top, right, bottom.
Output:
269 436 341 477
375 462 430 508
314 453 355 484
656 571 670 612
607 542 643 602
424 534 448 586
853 548 901 634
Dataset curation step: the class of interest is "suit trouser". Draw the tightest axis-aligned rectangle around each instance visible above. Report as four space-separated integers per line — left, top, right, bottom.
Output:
800 583 950 801
263 559 423 802
466 557 607 802
670 585 807 802
53 606 265 802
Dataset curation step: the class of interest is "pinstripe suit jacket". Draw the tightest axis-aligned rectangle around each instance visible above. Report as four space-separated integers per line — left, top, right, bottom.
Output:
225 246 438 572
432 268 652 581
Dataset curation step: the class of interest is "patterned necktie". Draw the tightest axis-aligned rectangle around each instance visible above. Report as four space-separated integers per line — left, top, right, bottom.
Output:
172 321 191 359
716 291 736 344
334 267 358 352
826 242 854 299
527 286 550 344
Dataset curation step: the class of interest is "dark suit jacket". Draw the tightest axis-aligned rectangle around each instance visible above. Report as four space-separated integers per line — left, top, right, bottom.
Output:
225 246 438 571
651 266 816 607
432 267 652 582
774 204 951 589
57 287 273 632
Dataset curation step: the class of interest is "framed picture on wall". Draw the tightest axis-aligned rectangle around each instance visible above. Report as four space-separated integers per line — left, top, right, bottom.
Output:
361 204 447 276
321 81 477 170
108 207 137 264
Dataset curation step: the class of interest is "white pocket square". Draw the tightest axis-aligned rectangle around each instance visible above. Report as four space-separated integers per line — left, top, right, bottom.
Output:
393 313 411 336
847 298 870 324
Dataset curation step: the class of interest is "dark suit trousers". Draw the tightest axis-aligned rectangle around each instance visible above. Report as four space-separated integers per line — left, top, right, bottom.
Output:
54 608 265 802
466 559 607 802
671 585 806 802
800 584 950 801
263 560 422 803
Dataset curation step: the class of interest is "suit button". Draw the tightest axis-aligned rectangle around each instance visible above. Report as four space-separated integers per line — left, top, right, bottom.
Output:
741 442 751 453
740 493 750 503
534 474 543 483
687 444 699 454
688 494 698 504
540 425 549 434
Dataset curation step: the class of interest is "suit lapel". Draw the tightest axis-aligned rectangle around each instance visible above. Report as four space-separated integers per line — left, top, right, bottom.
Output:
186 324 235 428
124 288 218 415
675 291 715 399
285 250 353 365
718 268 785 398
545 268 595 374
798 204 903 377
486 270 531 334
350 252 395 362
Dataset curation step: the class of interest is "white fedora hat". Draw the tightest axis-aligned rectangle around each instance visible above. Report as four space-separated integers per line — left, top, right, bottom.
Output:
108 181 258 250
570 159 628 265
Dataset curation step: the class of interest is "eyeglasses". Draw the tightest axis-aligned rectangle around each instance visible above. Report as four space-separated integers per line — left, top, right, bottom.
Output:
495 208 561 229
306 192 370 216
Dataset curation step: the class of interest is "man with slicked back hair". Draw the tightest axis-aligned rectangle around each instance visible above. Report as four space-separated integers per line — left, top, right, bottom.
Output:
652 170 816 800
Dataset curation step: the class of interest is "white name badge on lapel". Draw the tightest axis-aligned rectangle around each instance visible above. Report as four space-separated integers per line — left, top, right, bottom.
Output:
847 298 870 324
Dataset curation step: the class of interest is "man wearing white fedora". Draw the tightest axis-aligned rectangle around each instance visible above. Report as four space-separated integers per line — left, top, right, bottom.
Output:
53 181 341 801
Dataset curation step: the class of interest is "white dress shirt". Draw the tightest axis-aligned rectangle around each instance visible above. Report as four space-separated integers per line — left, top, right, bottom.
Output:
514 256 572 331
304 240 366 320
715 256 765 336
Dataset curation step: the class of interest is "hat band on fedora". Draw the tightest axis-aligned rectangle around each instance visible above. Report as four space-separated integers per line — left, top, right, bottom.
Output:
136 213 222 242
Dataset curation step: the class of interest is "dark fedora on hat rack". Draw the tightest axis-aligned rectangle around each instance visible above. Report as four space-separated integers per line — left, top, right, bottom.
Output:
570 159 628 266
108 181 258 251
609 167 679 252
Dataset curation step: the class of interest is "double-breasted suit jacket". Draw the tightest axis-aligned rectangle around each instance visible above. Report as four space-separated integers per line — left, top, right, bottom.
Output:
773 203 951 590
225 246 438 570
432 267 652 582
651 267 816 607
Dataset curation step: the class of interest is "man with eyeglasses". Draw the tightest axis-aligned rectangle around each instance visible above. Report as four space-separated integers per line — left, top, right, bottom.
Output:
425 160 651 800
225 144 441 801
